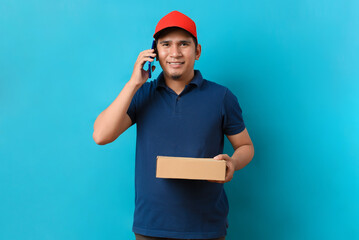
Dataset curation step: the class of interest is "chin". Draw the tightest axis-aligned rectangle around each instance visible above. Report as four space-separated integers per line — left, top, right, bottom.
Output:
170 74 182 80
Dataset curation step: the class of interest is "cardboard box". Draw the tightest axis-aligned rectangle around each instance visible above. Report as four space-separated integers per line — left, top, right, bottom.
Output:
156 156 226 181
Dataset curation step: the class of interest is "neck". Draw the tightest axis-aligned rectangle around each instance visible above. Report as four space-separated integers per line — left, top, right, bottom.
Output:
163 70 195 95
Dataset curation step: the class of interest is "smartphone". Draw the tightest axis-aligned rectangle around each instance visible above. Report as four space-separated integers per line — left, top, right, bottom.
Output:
148 40 156 78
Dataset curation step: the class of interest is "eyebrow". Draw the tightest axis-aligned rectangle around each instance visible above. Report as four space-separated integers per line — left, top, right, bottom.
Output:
159 40 192 44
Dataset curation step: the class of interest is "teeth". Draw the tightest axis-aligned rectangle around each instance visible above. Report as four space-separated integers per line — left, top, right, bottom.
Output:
169 62 183 64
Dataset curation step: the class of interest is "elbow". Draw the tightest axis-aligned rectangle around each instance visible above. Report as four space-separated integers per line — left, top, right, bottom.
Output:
93 131 117 145
250 144 255 160
93 131 107 145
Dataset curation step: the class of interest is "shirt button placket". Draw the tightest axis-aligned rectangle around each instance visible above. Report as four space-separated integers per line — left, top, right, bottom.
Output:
175 95 181 114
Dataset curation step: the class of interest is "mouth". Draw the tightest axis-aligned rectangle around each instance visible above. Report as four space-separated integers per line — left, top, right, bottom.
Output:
167 61 184 67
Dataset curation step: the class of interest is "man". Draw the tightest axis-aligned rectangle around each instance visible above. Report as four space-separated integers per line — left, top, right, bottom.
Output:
93 11 254 240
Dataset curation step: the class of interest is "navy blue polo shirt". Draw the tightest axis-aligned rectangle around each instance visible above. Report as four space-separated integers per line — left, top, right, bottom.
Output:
127 70 245 239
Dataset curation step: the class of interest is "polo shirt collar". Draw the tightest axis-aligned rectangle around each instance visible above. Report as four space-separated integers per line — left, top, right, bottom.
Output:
156 70 204 90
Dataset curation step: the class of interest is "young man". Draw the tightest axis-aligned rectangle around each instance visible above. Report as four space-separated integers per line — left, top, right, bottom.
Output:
93 11 254 240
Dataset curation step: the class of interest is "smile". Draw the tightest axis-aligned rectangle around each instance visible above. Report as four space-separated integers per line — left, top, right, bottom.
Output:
168 62 184 68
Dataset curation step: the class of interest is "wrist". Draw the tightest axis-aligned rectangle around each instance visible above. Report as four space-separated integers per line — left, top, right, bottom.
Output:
127 79 142 91
230 156 239 171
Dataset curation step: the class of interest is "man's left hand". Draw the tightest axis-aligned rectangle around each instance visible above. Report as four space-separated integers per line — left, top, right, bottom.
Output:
208 154 236 184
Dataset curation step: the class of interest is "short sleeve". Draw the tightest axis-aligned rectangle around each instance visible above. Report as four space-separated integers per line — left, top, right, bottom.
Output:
221 88 246 135
126 91 138 126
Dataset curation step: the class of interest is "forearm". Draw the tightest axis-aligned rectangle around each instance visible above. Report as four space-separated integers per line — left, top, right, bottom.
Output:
231 144 254 171
93 80 141 143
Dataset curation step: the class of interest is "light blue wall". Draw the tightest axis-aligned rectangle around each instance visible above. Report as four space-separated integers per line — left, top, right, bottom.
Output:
1 1 358 239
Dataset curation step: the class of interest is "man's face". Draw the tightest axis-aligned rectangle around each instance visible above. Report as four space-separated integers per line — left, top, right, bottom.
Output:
156 28 201 81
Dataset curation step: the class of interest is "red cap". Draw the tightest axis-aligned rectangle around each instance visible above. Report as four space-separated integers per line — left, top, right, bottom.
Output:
153 11 197 42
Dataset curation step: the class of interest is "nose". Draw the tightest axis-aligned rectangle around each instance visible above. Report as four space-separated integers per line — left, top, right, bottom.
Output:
169 45 182 57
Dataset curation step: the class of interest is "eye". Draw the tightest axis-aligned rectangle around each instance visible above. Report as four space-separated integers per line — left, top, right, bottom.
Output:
181 43 189 46
162 43 169 47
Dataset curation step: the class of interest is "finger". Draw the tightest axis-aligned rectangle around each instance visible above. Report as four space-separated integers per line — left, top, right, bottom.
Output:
207 179 224 184
136 50 155 62
143 57 155 62
152 65 156 72
141 49 155 53
214 154 229 160
142 56 156 62
208 180 219 183
225 174 233 183
140 49 156 56
224 167 234 182
213 154 223 160
137 57 155 69
142 53 156 58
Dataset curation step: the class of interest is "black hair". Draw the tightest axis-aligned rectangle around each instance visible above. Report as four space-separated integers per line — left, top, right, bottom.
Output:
154 27 198 51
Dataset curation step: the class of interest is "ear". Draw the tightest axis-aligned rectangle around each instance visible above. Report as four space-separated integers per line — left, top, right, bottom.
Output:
195 44 201 60
155 48 159 61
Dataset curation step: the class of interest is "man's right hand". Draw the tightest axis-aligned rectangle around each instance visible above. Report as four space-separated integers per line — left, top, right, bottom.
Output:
129 49 157 87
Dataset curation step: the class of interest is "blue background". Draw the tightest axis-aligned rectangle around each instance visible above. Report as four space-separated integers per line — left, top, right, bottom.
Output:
1 0 358 239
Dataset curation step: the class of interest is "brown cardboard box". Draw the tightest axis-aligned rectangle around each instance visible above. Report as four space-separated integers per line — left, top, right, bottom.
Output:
156 156 226 181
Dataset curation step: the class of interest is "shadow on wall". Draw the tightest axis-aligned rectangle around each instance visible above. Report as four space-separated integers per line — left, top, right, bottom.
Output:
222 76 298 240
